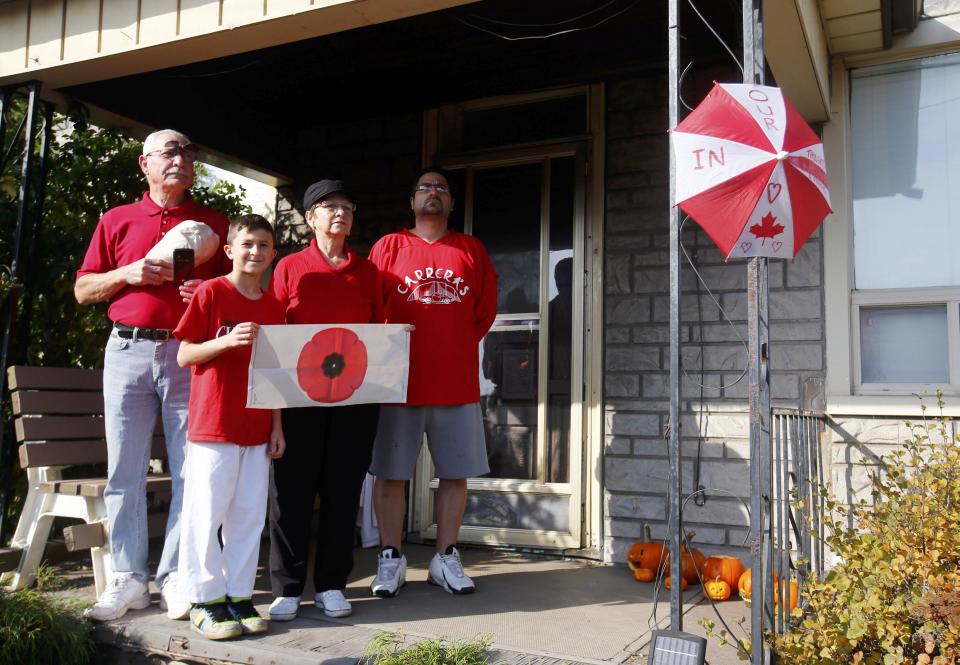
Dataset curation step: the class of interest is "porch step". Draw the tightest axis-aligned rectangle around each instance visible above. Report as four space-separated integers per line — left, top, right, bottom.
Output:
94 613 603 665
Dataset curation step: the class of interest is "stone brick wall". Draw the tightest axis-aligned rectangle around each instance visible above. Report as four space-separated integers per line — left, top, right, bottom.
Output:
827 414 957 517
602 74 827 562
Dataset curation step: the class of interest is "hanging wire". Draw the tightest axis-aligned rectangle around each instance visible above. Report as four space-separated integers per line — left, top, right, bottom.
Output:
646 488 752 642
465 0 624 27
456 0 641 41
679 215 749 391
691 240 708 507
678 61 696 112
166 59 261 79
687 0 745 76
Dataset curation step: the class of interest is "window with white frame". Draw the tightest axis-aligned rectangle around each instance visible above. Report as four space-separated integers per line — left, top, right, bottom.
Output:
850 53 960 394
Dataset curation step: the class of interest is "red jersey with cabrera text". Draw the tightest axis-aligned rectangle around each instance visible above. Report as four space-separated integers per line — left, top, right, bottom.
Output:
269 239 384 324
369 229 497 406
77 193 231 329
174 276 285 445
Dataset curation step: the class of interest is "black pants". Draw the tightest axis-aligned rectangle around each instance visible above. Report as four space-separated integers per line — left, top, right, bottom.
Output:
268 403 379 596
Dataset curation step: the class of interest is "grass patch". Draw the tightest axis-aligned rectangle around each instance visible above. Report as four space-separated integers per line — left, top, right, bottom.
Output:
0 563 94 665
361 630 494 665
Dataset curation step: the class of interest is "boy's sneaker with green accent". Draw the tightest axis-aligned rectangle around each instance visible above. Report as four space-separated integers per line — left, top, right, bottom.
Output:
190 601 242 640
227 597 268 634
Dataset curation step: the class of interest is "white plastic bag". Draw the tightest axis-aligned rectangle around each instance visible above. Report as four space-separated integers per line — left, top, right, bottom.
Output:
145 220 220 268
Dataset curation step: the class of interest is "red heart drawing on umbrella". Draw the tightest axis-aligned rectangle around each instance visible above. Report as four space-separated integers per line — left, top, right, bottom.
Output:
297 328 368 402
766 182 782 203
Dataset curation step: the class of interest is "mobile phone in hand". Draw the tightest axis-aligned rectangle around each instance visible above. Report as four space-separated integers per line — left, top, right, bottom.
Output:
173 248 195 284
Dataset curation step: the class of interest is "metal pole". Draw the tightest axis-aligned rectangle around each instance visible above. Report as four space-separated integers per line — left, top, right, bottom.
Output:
747 256 771 664
0 81 41 543
17 101 55 358
796 414 811 588
0 88 10 163
0 86 10 544
743 0 771 661
667 0 684 630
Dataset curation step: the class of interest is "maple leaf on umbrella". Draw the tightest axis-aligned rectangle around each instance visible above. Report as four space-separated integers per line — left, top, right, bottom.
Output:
750 212 785 243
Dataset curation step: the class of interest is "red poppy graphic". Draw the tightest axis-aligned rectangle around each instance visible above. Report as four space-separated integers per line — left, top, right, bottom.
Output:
297 328 368 403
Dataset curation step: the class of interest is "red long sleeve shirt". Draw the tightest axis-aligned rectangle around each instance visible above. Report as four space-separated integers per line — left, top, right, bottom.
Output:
369 229 498 406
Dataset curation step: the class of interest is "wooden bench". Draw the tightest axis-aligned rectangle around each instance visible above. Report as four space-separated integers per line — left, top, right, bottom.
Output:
0 366 170 597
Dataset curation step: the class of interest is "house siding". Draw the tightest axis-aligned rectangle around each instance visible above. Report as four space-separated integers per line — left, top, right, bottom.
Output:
828 414 959 515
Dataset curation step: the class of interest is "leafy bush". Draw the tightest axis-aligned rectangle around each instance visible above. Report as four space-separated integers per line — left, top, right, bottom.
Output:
0 564 94 665
361 631 493 665
774 397 960 663
1 99 249 537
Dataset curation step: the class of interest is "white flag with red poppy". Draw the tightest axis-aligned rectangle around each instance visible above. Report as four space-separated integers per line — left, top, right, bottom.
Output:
246 324 410 408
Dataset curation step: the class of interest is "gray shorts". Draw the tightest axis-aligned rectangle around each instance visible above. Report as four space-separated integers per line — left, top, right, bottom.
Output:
370 403 490 480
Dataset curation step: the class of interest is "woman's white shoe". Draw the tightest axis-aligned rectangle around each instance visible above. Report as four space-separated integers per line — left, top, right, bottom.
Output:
268 595 301 621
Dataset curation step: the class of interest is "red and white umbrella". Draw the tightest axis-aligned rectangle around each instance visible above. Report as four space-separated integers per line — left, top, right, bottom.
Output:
671 82 831 259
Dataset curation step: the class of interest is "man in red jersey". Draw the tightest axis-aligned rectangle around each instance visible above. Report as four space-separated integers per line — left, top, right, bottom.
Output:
368 167 498 597
74 129 231 621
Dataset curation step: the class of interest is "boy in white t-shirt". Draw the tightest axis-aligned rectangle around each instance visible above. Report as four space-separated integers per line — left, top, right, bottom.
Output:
173 214 285 640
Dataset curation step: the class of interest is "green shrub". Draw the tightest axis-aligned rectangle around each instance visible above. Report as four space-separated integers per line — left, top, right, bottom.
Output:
774 397 960 663
361 631 493 665
0 565 94 665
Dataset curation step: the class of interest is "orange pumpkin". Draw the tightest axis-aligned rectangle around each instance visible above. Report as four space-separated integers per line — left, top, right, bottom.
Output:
626 525 667 574
633 567 656 583
774 578 800 610
664 576 688 591
736 568 799 610
738 568 752 600
702 555 745 591
704 577 732 601
677 544 706 584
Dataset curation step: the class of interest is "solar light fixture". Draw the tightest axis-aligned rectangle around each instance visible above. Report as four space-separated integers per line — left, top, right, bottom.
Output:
647 630 707 665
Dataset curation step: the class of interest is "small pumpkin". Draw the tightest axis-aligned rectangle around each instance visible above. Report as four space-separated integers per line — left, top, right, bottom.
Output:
626 525 667 574
774 578 799 610
664 576 688 591
677 543 706 584
632 567 656 583
736 569 799 610
704 576 732 601
702 555 745 591
738 567 752 601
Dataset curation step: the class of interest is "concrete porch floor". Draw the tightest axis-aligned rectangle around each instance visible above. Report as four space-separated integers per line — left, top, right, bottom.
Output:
56 544 749 665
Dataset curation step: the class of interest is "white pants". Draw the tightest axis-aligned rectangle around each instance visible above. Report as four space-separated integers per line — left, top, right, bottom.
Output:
178 441 270 603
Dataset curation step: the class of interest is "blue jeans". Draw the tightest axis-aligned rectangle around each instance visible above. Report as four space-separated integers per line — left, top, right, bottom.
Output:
103 329 189 588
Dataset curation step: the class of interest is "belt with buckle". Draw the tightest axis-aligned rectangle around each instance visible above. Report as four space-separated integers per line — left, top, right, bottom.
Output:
114 323 174 341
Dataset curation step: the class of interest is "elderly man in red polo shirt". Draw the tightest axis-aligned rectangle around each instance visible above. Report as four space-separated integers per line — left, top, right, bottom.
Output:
74 129 231 621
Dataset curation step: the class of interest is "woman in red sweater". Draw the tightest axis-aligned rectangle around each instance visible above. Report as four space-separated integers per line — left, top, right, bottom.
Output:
266 179 383 621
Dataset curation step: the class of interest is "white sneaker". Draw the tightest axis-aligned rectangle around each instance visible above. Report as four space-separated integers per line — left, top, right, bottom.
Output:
370 546 407 598
428 546 475 595
159 573 192 620
83 572 151 621
268 596 301 622
315 589 352 618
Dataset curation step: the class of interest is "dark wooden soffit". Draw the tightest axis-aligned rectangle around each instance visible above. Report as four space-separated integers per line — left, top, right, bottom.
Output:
60 0 743 176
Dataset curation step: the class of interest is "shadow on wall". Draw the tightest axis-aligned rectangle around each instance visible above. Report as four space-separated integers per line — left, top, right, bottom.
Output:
825 414 957 528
